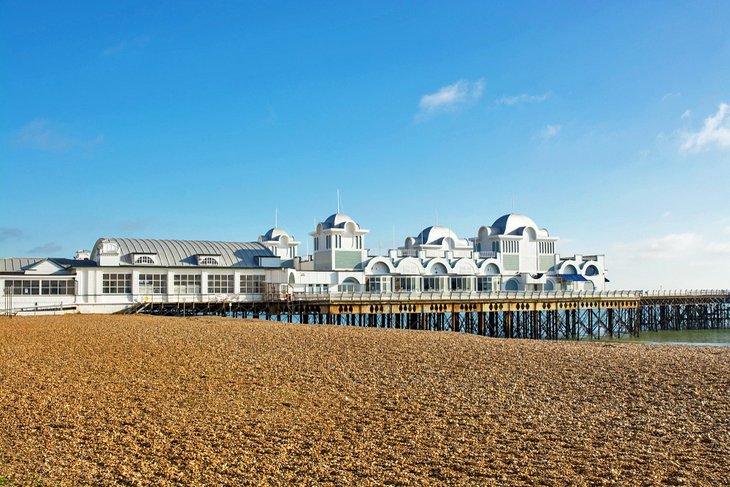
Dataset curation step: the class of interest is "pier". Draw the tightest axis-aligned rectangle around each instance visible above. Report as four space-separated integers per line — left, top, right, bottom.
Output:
137 289 730 340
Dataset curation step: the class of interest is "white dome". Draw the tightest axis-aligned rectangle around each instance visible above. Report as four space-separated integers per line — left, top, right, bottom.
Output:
490 214 538 235
261 227 290 241
415 226 469 247
322 213 357 230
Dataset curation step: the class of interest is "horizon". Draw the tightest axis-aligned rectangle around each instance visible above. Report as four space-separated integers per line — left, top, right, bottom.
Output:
1 1 729 290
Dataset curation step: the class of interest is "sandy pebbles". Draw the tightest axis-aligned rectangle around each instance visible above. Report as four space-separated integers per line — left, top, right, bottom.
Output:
1 314 728 485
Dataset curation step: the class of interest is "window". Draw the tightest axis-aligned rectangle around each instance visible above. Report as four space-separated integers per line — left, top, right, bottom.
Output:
423 276 445 292
41 279 75 295
477 276 500 291
492 241 500 252
503 240 519 253
4 279 40 295
135 255 155 265
240 274 265 293
102 274 132 294
139 274 167 294
173 274 201 294
335 235 342 248
394 276 420 292
355 235 363 249
366 276 391 293
450 276 474 291
538 242 555 254
314 238 319 251
208 274 234 293
198 256 219 266
325 235 331 249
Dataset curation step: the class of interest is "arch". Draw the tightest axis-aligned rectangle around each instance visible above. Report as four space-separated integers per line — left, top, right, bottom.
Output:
430 262 449 275
135 255 155 265
345 221 358 235
395 257 424 275
505 278 520 291
453 258 478 275
342 277 361 285
288 273 296 284
442 237 455 250
479 260 503 275
544 279 556 291
562 264 577 275
365 257 396 275
524 227 537 241
584 264 599 276
585 280 595 292
199 256 219 266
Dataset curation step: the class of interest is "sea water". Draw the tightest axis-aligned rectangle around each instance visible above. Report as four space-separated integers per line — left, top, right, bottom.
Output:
612 328 730 347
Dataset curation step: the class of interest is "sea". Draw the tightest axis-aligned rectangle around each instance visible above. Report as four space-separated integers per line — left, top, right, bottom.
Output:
608 328 730 347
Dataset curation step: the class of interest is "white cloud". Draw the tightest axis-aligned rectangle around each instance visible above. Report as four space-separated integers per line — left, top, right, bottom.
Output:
12 120 104 153
496 92 551 105
681 109 691 120
609 232 730 289
415 79 484 121
680 103 730 152
540 124 561 140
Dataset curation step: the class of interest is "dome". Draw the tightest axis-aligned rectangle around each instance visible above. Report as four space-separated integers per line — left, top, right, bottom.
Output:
415 226 469 247
322 213 357 230
490 214 538 235
261 227 290 241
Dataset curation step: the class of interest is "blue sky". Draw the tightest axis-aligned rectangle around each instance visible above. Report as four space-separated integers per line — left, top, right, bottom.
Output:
1 1 729 289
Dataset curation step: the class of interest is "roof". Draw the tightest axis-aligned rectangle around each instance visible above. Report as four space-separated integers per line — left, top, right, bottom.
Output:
490 213 539 235
414 226 470 247
0 257 45 273
261 227 290 241
322 213 356 230
92 238 274 267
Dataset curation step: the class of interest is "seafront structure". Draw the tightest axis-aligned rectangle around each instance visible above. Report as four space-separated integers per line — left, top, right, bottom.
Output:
1 212 606 314
2 212 728 341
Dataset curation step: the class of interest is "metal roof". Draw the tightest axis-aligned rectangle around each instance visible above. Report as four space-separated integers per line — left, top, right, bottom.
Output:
0 258 45 273
93 238 274 267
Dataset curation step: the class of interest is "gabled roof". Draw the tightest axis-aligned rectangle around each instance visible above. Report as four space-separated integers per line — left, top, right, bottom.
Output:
92 238 275 267
0 257 45 273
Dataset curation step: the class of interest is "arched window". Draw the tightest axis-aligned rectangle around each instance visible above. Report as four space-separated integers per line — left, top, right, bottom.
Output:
199 257 219 266
505 279 520 291
585 265 599 276
135 255 155 265
431 263 449 275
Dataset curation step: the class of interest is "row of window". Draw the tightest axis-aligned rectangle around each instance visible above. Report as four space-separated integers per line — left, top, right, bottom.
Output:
366 275 500 292
101 273 265 294
538 241 555 254
3 279 76 295
315 235 364 251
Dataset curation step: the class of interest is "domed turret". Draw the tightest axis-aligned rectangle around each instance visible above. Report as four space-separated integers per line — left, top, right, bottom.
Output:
322 213 358 230
490 213 539 235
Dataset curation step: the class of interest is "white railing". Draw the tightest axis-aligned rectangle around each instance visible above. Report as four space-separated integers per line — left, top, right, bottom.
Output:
398 249 418 257
289 289 730 302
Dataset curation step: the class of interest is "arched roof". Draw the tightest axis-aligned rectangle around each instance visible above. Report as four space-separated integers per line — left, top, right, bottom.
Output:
92 238 273 267
322 213 357 230
261 227 290 242
415 226 469 247
490 213 539 235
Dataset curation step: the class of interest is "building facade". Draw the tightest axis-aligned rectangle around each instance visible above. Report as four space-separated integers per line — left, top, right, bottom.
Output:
1 213 608 314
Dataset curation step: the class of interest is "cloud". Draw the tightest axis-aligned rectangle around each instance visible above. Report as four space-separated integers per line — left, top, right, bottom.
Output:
27 242 63 255
681 109 691 120
680 103 730 152
496 92 551 105
0 228 23 242
661 92 681 101
415 79 484 121
12 120 104 153
614 232 730 260
540 124 561 140
103 36 149 56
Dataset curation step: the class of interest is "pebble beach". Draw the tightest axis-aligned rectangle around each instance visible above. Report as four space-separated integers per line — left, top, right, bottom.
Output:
1 314 728 485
